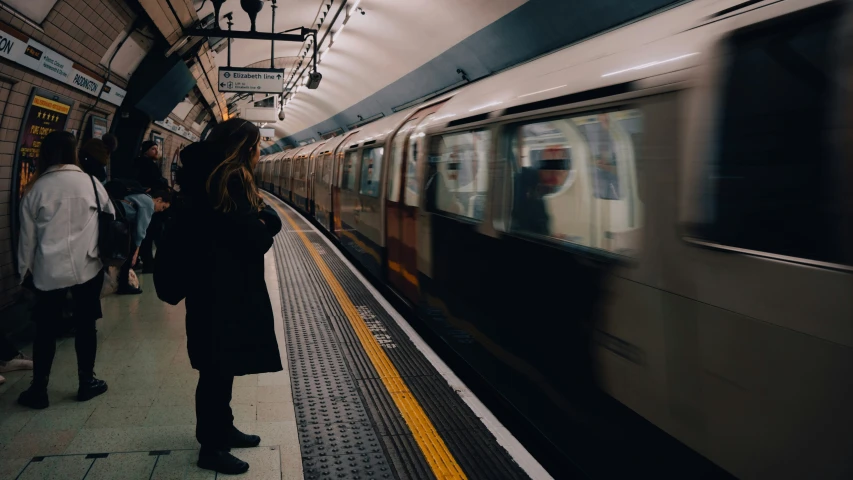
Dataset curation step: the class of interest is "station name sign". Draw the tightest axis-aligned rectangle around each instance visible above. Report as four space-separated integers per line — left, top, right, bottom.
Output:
218 67 284 94
0 21 126 106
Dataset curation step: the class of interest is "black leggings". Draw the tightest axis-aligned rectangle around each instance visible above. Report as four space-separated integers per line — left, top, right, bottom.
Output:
32 271 104 380
195 370 235 449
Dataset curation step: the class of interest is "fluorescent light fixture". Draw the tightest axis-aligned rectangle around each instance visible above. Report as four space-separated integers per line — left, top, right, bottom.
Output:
519 85 567 98
469 101 503 112
332 25 344 43
602 52 699 78
348 0 361 16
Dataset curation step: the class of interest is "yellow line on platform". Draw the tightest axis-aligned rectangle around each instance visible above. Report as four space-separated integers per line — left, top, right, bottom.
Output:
268 199 467 479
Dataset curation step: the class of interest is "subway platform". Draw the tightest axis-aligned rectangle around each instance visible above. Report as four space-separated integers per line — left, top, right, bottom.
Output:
0 195 546 479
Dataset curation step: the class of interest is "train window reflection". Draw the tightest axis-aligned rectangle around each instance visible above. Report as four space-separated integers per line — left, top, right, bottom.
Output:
508 109 643 257
322 153 333 185
342 150 360 191
389 119 419 203
434 129 491 221
360 147 384 197
405 114 434 208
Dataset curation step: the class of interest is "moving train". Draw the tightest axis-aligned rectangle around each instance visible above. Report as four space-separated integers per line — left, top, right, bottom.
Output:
255 0 853 477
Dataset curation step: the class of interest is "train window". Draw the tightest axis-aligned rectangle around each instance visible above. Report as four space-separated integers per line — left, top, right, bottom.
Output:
404 114 434 207
322 153 333 185
695 2 846 264
342 150 360 191
389 119 420 203
360 147 384 197
506 109 643 256
433 129 491 221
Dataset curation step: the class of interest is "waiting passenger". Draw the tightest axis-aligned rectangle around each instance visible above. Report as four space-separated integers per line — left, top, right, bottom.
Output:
116 190 171 295
133 141 169 191
177 119 282 474
79 138 111 183
0 334 33 385
16 131 114 409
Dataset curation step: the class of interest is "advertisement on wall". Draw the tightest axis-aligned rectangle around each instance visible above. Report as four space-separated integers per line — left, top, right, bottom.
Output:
10 87 75 268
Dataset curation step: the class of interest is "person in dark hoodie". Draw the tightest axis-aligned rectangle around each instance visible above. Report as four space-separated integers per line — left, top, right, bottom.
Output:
176 119 282 475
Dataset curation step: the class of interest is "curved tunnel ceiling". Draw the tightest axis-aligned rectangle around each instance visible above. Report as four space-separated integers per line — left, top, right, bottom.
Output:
195 0 685 147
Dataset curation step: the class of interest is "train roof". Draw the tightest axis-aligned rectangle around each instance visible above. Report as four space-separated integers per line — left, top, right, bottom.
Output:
426 0 834 129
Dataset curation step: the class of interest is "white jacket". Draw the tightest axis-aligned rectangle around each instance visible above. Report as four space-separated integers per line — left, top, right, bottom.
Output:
17 165 115 291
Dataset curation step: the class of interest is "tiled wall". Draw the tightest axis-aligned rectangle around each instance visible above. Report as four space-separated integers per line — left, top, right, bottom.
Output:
0 0 133 311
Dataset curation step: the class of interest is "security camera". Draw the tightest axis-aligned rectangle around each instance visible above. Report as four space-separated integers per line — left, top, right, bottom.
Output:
307 71 322 89
278 110 285 121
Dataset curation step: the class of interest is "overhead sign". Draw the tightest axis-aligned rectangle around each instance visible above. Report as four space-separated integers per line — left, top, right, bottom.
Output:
154 118 200 143
0 21 126 106
218 67 284 94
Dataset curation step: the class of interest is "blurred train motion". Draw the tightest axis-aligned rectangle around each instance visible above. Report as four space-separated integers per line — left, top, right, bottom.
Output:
256 0 853 477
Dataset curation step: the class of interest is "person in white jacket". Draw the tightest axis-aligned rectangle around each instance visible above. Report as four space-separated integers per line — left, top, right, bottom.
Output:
16 130 114 410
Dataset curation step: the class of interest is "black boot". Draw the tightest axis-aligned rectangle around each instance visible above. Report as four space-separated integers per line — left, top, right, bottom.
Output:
78 376 108 401
18 378 49 409
227 425 261 448
197 448 249 474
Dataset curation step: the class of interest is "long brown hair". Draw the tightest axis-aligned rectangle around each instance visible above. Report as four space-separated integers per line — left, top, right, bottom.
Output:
204 118 262 212
25 130 79 193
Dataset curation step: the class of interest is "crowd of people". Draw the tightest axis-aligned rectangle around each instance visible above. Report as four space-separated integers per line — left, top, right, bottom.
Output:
11 119 282 475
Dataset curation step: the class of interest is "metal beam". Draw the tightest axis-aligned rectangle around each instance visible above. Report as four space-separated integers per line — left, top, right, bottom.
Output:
182 28 308 43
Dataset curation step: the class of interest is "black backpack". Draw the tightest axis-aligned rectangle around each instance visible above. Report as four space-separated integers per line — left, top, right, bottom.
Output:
89 176 132 267
104 178 148 200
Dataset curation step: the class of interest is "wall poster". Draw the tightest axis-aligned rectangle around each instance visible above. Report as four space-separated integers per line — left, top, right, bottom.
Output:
10 87 75 269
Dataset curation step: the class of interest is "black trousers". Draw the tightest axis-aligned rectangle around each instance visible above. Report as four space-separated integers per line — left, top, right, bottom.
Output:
32 271 103 381
0 335 19 362
195 370 235 449
118 250 134 289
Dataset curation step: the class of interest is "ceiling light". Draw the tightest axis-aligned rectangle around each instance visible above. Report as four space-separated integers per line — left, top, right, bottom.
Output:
602 52 699 78
348 0 361 16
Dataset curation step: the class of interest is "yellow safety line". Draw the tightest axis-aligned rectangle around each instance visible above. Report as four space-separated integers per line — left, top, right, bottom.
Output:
268 200 467 479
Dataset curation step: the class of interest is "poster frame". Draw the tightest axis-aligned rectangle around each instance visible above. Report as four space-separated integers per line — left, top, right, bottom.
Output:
10 86 76 272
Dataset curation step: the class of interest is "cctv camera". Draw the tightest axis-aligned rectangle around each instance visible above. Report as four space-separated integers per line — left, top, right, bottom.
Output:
307 71 322 89
278 110 285 121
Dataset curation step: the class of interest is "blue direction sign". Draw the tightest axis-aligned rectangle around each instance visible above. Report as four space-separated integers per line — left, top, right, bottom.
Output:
218 67 285 94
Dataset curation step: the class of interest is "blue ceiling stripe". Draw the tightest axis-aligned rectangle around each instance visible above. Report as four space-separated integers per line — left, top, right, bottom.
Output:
267 0 685 150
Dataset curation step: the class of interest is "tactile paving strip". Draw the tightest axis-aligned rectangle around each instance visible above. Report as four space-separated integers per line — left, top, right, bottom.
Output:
270 198 529 480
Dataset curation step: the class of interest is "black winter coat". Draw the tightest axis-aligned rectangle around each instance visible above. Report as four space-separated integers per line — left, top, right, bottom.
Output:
178 142 283 376
132 156 168 191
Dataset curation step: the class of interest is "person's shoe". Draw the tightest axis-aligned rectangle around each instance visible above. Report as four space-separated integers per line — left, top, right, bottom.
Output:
116 285 143 295
227 426 261 448
78 377 108 401
18 382 49 409
0 353 34 373
0 375 5 385
197 448 249 475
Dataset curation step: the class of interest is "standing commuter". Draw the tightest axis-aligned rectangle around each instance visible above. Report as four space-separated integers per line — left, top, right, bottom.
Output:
16 131 113 409
116 190 171 294
177 119 282 474
133 141 169 271
79 138 111 183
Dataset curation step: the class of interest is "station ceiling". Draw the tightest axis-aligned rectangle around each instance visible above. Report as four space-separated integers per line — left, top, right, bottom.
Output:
185 0 684 146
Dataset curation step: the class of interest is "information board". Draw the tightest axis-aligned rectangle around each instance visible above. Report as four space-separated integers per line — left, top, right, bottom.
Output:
218 67 284 94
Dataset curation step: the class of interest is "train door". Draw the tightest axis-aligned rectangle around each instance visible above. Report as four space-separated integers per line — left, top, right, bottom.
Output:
384 102 447 302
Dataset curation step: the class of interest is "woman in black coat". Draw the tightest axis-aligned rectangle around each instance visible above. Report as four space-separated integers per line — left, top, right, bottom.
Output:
176 119 282 475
